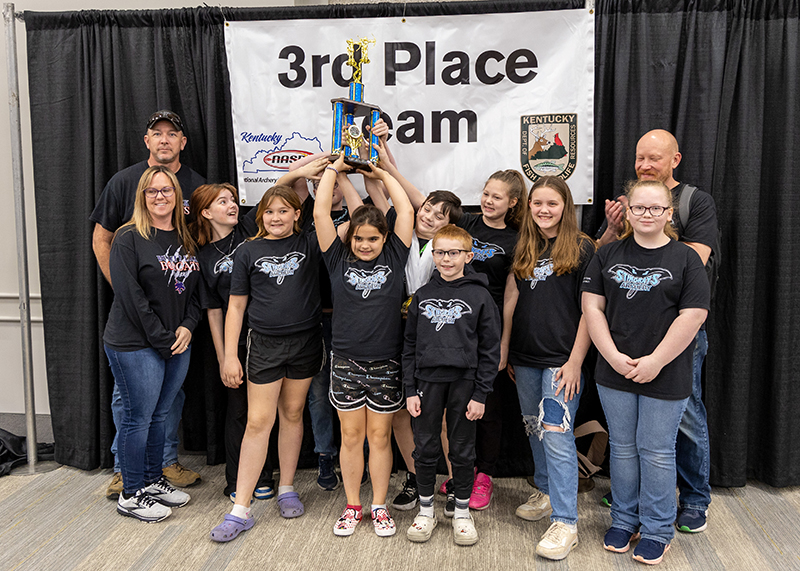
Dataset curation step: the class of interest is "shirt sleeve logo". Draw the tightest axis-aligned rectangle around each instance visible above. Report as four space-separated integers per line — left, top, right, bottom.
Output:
608 264 673 299
344 265 392 298
471 239 505 262
254 252 306 284
525 258 554 289
419 299 473 331
157 246 200 294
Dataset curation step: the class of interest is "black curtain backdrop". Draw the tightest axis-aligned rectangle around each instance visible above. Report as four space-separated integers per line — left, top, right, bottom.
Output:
25 0 800 486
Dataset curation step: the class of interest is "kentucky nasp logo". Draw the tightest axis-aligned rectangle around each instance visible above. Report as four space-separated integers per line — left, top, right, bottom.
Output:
520 114 577 183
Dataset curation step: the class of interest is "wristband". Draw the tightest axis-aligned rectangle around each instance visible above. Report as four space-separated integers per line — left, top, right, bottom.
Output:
326 166 339 175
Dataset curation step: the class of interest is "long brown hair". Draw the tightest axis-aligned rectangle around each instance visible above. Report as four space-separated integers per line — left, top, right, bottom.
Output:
253 185 303 239
513 176 593 279
189 183 239 246
116 165 195 255
485 169 528 230
619 179 678 241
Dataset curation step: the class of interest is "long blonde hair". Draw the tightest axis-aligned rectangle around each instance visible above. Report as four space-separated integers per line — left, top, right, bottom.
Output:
619 179 678 241
513 176 593 279
116 165 195 255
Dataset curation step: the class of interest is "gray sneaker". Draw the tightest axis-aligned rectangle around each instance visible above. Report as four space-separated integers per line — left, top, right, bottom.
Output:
144 476 191 507
515 490 552 521
117 489 172 522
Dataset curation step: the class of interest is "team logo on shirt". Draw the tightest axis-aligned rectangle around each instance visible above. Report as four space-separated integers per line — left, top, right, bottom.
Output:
213 242 246 275
345 266 392 298
254 252 306 285
525 259 554 289
419 299 473 331
157 246 199 294
471 239 505 262
608 264 673 299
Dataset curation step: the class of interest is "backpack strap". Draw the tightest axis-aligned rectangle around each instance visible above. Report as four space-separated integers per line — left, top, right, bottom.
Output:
678 184 698 231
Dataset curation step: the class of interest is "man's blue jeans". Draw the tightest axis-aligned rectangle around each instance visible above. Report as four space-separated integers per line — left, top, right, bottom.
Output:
307 312 336 456
598 385 688 545
105 345 191 494
676 330 711 511
111 385 184 471
515 366 583 526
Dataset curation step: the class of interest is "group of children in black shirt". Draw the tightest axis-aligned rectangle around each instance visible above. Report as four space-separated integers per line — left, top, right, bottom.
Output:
107 121 709 567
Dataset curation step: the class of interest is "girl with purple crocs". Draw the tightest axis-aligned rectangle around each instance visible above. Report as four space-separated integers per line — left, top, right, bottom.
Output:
210 185 323 542
582 180 710 565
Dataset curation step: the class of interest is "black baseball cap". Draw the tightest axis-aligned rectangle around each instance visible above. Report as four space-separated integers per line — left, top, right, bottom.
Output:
146 110 184 132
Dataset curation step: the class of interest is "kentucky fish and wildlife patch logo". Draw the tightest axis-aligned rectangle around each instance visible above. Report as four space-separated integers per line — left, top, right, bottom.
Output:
520 114 577 183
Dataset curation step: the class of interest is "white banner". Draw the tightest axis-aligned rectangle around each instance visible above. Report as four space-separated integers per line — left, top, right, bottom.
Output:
225 9 594 206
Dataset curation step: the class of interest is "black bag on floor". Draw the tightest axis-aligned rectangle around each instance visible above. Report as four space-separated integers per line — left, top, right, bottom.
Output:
0 427 55 476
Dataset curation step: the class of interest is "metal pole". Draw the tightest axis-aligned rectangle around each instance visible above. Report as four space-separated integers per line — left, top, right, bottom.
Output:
4 2 37 473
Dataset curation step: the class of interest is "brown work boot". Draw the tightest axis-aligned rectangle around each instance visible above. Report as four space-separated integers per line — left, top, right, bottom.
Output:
162 462 200 487
106 472 123 499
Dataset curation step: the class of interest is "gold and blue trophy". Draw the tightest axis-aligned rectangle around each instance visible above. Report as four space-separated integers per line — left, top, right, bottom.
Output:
330 37 382 168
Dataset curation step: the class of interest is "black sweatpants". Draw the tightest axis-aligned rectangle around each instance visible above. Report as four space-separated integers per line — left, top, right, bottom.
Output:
411 379 476 501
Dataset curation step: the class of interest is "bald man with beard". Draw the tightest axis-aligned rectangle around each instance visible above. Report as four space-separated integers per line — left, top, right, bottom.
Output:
596 129 719 533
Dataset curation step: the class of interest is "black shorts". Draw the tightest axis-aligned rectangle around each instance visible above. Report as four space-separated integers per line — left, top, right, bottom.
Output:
246 327 324 385
328 353 403 414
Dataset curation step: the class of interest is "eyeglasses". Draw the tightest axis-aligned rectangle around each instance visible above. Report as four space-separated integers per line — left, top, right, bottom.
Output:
144 186 175 198
629 205 669 217
432 249 469 259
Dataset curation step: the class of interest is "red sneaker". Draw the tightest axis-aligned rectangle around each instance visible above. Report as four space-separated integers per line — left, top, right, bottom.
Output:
469 472 493 510
438 478 451 496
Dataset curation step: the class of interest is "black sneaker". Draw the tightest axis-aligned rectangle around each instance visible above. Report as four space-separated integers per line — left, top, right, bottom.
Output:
317 454 341 491
391 472 418 511
117 489 171 522
444 480 455 518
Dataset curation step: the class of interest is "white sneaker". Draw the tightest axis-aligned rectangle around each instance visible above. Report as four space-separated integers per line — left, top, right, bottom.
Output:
144 476 190 507
515 490 552 521
452 513 478 546
536 521 578 560
117 489 172 522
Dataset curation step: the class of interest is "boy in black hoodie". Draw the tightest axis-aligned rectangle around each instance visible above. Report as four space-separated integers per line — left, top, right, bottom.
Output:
403 225 501 545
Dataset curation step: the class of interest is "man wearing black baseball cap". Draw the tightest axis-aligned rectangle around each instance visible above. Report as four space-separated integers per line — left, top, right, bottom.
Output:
91 110 206 497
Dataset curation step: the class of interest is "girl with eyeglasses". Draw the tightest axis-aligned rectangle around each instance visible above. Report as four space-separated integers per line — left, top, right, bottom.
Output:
104 166 200 523
500 176 595 560
581 179 710 565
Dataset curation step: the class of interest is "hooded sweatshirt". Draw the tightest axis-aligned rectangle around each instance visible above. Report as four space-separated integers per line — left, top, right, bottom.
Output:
403 265 501 404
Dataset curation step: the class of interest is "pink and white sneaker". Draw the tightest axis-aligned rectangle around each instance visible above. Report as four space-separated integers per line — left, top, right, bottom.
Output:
371 507 397 537
469 472 493 510
333 506 362 536
438 478 451 495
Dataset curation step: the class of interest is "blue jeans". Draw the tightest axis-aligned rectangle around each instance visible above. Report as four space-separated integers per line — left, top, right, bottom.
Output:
105 345 192 494
307 313 336 456
598 385 688 544
515 366 583 526
111 384 184 471
676 330 711 511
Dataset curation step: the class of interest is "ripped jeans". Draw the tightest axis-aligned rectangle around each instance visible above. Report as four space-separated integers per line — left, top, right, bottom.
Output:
515 366 583 525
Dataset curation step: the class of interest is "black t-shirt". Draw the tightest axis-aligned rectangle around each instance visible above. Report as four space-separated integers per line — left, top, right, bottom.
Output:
229 230 322 336
90 160 206 232
103 226 202 359
323 232 410 361
196 217 258 345
509 237 595 368
581 237 710 400
457 213 518 309
301 197 350 310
